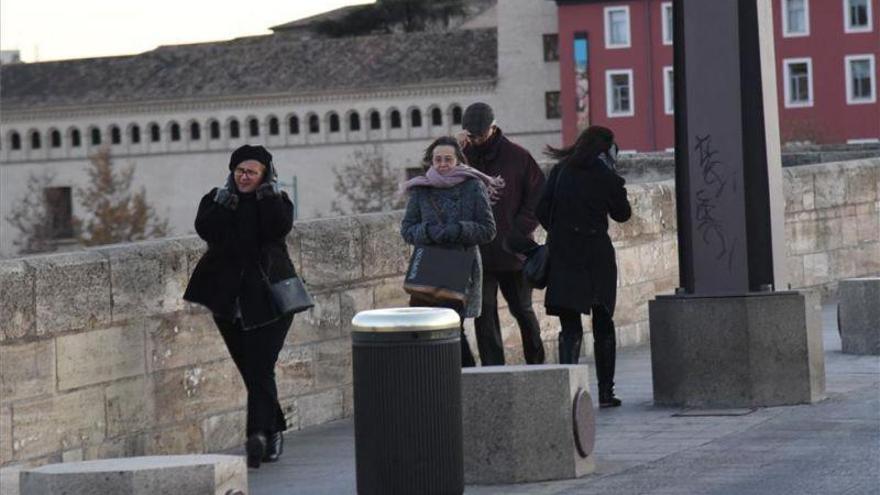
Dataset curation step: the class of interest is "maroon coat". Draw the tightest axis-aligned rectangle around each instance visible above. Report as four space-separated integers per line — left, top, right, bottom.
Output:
464 128 545 271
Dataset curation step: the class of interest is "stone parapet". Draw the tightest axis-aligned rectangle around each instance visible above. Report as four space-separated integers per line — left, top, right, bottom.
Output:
0 157 876 469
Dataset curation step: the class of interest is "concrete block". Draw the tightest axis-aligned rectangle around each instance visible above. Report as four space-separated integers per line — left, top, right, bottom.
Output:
146 312 228 372
144 422 204 455
372 276 409 308
290 291 341 345
19 455 246 495
201 410 246 453
0 260 35 342
56 325 145 390
1 407 12 464
27 251 111 335
96 240 189 321
12 387 106 460
649 291 825 408
0 466 22 495
461 365 595 484
152 360 243 426
340 286 374 333
105 377 154 438
358 211 410 279
276 345 316 398
296 216 362 287
0 340 54 405
313 338 353 389
296 389 343 429
839 278 880 355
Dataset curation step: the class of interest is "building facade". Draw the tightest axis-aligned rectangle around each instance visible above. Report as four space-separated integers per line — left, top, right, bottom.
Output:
0 0 562 257
555 0 879 149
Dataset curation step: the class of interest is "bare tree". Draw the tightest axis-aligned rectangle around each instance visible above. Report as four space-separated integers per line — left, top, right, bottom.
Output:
330 145 407 215
4 171 61 254
76 148 170 246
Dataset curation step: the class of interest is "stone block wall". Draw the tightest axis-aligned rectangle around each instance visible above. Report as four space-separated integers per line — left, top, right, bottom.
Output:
0 157 877 470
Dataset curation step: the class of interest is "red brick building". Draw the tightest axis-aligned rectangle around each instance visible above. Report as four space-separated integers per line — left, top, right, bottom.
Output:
555 0 879 150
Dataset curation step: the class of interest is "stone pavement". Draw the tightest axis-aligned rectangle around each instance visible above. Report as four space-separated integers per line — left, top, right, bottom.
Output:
242 303 880 495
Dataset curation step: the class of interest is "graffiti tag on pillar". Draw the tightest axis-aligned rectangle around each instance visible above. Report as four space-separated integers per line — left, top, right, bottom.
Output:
694 134 739 272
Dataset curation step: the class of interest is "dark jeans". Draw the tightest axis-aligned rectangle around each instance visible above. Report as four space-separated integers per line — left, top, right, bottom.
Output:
409 294 476 367
474 270 545 366
214 313 293 437
558 305 616 392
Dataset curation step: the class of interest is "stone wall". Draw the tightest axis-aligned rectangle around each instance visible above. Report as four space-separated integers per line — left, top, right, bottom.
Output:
0 158 877 470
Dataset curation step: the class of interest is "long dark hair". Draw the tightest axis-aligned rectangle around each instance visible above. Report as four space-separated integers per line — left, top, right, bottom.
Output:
544 125 615 168
421 136 468 170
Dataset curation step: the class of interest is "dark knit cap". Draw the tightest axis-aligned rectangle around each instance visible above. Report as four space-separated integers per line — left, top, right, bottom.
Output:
229 144 273 170
462 102 495 134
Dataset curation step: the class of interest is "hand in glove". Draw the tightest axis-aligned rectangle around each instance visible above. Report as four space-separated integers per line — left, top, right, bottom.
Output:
213 176 239 210
427 223 445 243
440 223 462 243
256 181 281 200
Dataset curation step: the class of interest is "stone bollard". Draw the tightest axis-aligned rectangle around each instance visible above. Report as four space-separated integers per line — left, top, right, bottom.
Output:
839 277 880 355
461 365 596 484
19 455 247 495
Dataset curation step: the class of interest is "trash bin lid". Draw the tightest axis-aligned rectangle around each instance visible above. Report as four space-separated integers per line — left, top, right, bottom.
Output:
351 307 460 333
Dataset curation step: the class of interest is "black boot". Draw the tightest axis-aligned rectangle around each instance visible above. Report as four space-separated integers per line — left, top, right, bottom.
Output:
599 388 622 408
263 431 284 463
558 332 583 364
593 308 620 408
246 432 267 468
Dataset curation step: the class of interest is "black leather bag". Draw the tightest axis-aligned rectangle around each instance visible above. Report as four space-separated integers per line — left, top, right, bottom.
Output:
523 244 550 289
404 245 475 303
268 276 315 315
524 164 566 289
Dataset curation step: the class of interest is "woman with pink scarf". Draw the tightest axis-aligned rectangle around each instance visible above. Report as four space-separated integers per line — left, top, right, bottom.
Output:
400 136 500 366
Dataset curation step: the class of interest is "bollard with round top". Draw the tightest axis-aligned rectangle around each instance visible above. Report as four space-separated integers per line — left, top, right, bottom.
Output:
351 307 463 495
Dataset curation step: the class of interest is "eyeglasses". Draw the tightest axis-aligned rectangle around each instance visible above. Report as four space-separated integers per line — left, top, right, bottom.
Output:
234 168 262 179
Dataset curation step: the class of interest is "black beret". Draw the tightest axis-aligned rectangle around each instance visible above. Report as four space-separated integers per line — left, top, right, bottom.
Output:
229 144 273 170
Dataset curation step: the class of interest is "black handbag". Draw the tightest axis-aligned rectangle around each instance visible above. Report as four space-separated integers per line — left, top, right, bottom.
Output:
404 245 475 303
403 194 475 304
267 276 314 315
258 261 314 316
523 164 566 289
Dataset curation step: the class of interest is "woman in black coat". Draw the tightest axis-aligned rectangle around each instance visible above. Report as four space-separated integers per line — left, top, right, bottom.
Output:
536 126 632 408
183 145 296 468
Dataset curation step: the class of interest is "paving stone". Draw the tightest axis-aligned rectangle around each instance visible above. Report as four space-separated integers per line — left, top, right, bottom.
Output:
105 377 154 438
145 311 228 372
12 387 105 460
27 251 111 335
0 340 54 405
56 325 145 391
0 260 35 342
152 360 243 426
19 455 246 495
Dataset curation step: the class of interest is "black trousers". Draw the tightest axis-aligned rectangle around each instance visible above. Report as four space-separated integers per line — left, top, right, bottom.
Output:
558 305 616 392
474 270 545 366
409 294 477 367
214 313 293 437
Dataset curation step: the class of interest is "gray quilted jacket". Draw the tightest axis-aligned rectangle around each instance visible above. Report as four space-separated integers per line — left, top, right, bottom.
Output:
401 178 496 318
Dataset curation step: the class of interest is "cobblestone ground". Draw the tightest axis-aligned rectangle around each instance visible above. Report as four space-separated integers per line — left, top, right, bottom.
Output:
246 304 880 495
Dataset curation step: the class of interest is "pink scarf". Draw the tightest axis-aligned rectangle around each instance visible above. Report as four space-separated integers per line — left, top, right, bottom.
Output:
401 165 505 203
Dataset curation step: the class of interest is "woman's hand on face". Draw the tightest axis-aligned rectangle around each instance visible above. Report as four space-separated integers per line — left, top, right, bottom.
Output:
256 182 280 200
455 130 469 150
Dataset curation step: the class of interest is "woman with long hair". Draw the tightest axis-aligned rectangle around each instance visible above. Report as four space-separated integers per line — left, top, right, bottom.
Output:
400 136 499 366
537 126 632 407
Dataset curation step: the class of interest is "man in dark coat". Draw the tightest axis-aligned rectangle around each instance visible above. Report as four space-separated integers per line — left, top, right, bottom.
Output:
459 102 546 365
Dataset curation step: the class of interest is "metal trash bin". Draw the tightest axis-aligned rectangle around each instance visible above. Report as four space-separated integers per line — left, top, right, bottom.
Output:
351 307 463 495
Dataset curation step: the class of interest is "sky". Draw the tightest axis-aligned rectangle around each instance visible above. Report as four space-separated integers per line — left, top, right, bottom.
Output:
0 0 374 63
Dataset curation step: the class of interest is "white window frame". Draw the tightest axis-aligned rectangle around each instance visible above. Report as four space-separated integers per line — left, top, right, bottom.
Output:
604 6 631 49
606 69 635 118
663 66 675 115
783 57 814 108
782 0 810 37
845 54 877 104
844 0 873 33
661 2 673 45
